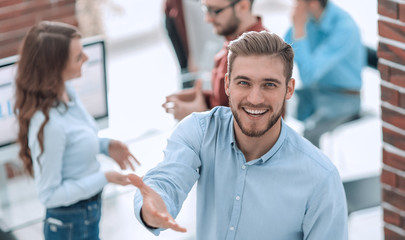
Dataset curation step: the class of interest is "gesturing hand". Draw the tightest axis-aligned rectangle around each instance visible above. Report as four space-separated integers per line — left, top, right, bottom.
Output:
109 140 140 171
128 174 187 232
105 171 131 186
162 79 208 121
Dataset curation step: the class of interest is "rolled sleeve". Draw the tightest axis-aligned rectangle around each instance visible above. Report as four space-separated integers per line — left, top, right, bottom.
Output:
133 114 203 234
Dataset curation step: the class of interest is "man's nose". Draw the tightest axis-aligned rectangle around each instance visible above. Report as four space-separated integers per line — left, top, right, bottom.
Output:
204 12 215 23
247 87 264 105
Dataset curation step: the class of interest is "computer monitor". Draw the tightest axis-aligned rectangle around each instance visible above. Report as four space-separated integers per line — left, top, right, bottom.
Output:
0 36 109 162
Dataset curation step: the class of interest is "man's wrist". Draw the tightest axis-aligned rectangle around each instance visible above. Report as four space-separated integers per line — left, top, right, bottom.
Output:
140 207 158 229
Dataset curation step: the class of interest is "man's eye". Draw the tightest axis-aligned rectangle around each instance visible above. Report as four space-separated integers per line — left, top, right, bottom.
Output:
238 81 248 86
265 83 276 87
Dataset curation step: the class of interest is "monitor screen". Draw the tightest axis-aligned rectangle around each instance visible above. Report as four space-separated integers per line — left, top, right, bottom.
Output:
0 36 109 149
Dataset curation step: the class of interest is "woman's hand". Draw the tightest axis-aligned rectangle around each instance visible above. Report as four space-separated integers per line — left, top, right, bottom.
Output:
104 171 131 186
108 140 140 171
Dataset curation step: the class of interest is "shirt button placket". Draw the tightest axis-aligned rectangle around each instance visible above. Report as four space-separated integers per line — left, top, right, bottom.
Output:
226 164 247 239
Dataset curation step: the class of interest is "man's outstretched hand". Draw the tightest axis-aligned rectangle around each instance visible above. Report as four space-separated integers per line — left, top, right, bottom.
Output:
128 174 187 233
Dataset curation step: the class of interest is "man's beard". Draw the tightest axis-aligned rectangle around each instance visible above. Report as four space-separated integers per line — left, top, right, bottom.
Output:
230 98 285 138
216 10 240 36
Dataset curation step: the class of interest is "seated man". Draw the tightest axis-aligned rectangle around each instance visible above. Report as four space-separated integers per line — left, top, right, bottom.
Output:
130 31 348 239
284 0 365 147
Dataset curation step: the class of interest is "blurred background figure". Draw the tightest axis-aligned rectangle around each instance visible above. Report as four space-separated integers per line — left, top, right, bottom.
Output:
164 0 190 75
162 0 267 121
13 21 139 240
76 0 124 37
284 0 365 147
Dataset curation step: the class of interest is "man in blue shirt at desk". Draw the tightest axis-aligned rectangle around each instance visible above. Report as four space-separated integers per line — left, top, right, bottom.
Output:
129 31 348 239
285 0 365 147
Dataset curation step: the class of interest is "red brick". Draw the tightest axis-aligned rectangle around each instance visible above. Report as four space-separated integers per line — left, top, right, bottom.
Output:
0 0 75 22
0 0 23 8
400 4 405 23
390 68 405 88
41 3 76 21
0 27 29 46
0 0 78 58
384 149 405 172
378 20 405 44
378 63 391 81
384 207 402 226
398 175 405 193
382 106 405 130
0 12 39 33
383 127 405 152
379 0 399 19
385 227 405 239
382 169 398 187
378 42 405 66
0 43 19 59
381 85 399 106
56 15 79 28
400 93 405 109
383 188 405 211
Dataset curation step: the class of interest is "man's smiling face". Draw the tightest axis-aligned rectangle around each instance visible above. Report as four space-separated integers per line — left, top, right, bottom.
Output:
226 54 294 138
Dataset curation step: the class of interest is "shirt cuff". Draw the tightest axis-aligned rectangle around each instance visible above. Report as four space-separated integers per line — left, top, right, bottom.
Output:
134 189 162 236
140 208 158 229
99 138 111 156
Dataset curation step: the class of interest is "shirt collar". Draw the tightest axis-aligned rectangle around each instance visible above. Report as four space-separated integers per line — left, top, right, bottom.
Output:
229 118 287 164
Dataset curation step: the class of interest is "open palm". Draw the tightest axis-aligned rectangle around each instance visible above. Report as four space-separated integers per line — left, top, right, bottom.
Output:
128 174 187 232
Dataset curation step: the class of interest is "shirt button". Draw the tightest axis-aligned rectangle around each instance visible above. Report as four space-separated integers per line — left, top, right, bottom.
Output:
236 196 240 201
230 226 235 231
241 165 246 169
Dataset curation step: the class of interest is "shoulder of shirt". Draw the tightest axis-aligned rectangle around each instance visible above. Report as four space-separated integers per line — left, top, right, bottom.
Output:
182 106 232 132
189 106 232 121
325 2 358 29
30 107 65 131
282 123 337 173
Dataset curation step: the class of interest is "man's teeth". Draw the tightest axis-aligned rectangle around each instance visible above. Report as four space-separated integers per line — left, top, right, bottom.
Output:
245 108 266 115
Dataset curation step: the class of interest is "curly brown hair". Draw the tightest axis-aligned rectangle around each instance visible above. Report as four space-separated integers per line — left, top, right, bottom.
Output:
14 21 80 176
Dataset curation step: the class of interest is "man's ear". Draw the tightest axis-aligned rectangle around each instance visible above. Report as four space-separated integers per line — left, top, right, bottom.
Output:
225 73 230 96
286 78 295 100
238 0 252 12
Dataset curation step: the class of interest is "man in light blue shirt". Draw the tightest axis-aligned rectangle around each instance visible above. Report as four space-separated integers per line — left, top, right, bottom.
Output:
284 0 365 147
130 31 347 239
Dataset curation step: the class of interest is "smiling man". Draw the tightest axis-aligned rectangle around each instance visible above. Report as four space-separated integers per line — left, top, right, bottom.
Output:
131 31 348 240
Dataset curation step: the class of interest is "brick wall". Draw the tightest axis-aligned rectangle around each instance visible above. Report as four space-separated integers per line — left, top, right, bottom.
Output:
378 0 405 238
0 0 78 59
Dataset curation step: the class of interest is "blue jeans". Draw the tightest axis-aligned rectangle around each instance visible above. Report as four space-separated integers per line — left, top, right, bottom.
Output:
44 192 102 240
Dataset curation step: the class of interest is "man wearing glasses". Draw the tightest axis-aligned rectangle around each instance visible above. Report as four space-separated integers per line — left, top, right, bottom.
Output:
163 0 266 121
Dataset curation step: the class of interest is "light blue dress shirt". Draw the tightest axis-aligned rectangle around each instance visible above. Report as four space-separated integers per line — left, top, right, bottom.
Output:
28 82 109 208
284 2 365 90
134 107 348 240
